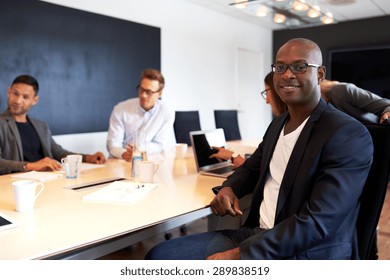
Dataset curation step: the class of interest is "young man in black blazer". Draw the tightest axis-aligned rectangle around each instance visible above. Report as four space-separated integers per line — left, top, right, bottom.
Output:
146 38 373 260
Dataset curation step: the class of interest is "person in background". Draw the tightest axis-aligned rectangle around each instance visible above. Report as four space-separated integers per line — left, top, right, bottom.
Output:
261 71 288 117
320 79 390 123
146 38 373 260
0 75 106 175
210 72 287 167
106 68 176 161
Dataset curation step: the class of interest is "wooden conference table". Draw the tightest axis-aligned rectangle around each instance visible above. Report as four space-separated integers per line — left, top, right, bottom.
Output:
0 141 257 260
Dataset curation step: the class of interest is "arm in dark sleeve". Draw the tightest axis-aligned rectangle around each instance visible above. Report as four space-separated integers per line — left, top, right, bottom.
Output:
344 83 390 117
221 141 263 199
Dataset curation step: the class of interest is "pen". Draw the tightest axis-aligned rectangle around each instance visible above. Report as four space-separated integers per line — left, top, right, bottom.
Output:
69 177 126 190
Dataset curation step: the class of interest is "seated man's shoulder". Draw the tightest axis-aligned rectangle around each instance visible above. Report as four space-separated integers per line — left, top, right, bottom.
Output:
0 111 12 122
113 98 137 110
325 103 356 120
322 105 369 133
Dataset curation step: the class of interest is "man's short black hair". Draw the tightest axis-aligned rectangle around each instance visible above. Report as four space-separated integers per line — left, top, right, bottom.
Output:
12 75 39 95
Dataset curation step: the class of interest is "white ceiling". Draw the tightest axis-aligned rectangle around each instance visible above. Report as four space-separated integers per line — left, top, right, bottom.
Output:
185 0 390 30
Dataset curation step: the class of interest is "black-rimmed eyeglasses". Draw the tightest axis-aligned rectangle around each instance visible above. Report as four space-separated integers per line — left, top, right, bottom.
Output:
271 62 321 74
260 88 269 100
136 85 162 96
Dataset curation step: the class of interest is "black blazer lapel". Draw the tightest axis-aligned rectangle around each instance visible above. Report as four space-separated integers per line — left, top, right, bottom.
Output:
244 114 288 227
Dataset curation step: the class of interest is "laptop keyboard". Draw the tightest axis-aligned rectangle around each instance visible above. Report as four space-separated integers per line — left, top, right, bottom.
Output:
210 165 234 174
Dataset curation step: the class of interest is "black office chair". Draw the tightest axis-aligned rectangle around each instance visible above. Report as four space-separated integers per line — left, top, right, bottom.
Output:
214 110 241 141
174 111 201 146
356 122 390 259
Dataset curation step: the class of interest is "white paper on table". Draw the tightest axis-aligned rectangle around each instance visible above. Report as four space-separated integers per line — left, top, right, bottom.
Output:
11 171 63 182
82 181 158 204
79 163 105 171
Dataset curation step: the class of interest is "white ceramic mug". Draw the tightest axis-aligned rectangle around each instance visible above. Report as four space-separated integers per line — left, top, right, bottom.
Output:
12 180 44 213
139 161 159 183
175 143 188 158
61 154 82 179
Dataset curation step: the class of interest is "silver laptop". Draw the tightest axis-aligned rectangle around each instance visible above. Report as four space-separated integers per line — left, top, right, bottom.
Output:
190 128 235 178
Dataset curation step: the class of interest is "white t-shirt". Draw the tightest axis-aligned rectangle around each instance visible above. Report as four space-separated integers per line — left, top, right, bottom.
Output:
259 117 309 229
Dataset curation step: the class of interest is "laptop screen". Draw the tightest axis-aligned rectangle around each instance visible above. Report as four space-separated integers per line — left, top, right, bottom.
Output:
190 129 229 170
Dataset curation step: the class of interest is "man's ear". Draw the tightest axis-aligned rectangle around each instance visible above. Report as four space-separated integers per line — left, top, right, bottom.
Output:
32 95 40 106
318 66 326 84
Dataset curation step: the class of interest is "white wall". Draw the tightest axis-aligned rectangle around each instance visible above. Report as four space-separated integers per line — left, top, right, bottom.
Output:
53 132 109 158
42 0 273 152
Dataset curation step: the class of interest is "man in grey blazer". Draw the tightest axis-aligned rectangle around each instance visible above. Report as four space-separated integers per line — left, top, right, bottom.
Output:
145 38 373 260
321 79 390 123
0 75 106 175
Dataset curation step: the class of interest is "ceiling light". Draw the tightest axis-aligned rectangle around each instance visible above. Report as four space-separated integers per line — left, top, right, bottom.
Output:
274 13 286 23
256 5 268 17
229 0 336 28
321 11 334 24
307 5 321 18
233 0 248 9
292 0 309 12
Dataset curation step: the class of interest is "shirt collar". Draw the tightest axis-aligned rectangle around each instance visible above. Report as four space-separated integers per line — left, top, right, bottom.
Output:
138 99 161 114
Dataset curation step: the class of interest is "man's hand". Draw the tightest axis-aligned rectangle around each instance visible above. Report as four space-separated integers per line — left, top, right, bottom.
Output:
380 112 390 124
210 187 243 217
85 152 106 164
209 146 233 161
207 247 240 260
24 157 63 171
122 145 133 161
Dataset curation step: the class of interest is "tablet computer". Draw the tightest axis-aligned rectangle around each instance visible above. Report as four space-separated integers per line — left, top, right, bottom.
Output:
0 212 18 232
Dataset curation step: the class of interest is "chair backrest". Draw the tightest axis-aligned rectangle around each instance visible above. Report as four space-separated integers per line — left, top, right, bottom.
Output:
356 122 390 259
174 111 201 146
214 110 241 141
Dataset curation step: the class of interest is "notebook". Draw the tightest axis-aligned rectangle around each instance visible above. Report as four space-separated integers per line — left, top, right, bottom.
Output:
190 128 235 178
82 181 158 204
11 171 63 182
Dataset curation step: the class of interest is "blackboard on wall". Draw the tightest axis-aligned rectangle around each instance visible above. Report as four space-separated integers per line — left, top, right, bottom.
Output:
0 0 161 134
329 47 390 99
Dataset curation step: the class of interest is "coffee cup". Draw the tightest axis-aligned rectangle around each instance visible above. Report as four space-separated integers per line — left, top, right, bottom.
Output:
175 143 188 158
139 161 159 183
12 180 44 213
61 154 82 179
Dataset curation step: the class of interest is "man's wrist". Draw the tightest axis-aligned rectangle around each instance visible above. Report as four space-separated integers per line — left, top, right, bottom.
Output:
230 153 239 163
